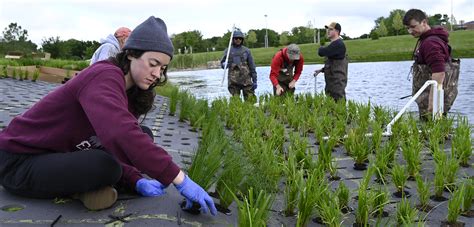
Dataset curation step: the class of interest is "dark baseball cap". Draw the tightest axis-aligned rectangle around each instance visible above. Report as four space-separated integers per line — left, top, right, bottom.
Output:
325 22 341 33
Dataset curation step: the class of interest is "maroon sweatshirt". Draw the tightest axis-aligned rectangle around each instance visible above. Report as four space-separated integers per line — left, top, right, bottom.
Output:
0 61 180 188
415 26 450 73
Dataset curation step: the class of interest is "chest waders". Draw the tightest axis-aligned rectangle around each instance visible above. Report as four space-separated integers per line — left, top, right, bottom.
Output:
412 38 460 118
274 58 297 96
323 56 348 101
227 48 254 100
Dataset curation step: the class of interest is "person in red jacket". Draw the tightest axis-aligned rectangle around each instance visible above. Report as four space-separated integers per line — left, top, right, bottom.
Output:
0 16 217 215
403 9 460 119
269 44 304 96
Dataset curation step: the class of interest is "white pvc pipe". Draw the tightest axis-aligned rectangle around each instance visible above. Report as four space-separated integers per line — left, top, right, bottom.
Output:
221 26 235 86
385 80 438 135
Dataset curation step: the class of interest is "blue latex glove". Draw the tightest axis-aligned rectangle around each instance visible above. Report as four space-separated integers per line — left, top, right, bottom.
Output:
136 178 166 197
252 82 257 90
175 175 217 215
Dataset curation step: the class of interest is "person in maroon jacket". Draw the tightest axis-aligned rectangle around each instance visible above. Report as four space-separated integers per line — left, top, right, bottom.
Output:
0 16 217 215
403 9 460 119
269 44 304 96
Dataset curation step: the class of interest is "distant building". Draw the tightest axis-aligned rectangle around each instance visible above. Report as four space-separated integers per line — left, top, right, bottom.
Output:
464 21 474 30
456 21 474 30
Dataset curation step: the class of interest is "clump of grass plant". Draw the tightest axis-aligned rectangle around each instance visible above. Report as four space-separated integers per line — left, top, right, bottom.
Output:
350 128 370 170
396 198 418 226
400 131 422 180
432 147 448 200
289 132 313 170
167 86 179 116
446 183 464 225
317 190 343 227
374 141 396 184
24 69 29 80
1 65 7 78
391 164 408 197
462 179 474 216
234 188 274 227
283 152 304 216
189 99 208 131
186 113 226 191
427 120 444 154
371 187 389 218
336 181 350 213
297 167 327 227
12 68 17 79
370 120 383 154
32 68 39 82
444 157 460 192
415 176 432 212
452 116 472 167
215 143 244 210
178 91 194 122
354 184 372 227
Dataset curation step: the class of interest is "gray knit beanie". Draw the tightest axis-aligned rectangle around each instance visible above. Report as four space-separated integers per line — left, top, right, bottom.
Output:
123 16 174 58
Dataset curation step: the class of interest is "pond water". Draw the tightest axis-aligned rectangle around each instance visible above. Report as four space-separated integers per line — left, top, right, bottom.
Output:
169 59 473 121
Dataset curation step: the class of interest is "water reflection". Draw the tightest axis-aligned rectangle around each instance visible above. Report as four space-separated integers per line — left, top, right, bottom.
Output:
169 59 473 121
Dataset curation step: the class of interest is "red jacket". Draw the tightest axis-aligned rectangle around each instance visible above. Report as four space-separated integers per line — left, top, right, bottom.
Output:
269 47 304 86
415 27 450 73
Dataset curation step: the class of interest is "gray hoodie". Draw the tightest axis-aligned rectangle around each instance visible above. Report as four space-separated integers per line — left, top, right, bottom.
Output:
89 34 120 65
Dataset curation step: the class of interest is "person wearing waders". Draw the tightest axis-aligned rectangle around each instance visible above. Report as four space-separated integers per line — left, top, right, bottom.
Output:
314 22 348 102
220 30 258 101
403 9 460 120
0 16 217 215
269 44 304 96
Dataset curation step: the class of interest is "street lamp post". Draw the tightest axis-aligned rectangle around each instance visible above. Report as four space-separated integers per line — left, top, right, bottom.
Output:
264 14 268 48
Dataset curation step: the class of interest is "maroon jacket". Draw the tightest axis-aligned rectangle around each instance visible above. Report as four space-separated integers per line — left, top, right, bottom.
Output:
415 27 450 73
0 61 180 188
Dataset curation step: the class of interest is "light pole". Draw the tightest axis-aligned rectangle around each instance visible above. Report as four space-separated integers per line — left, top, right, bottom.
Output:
264 14 268 48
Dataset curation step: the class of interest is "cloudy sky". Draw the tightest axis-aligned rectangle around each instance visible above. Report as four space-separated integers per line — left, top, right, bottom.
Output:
0 0 472 46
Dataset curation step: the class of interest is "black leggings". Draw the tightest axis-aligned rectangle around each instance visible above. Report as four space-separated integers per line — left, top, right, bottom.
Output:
0 149 122 199
0 126 153 198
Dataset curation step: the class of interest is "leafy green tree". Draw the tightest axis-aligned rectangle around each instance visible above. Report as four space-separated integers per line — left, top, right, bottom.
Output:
2 23 28 42
41 36 64 58
246 31 257 48
392 11 404 35
171 30 205 53
279 31 290 46
376 21 388 37
0 23 37 56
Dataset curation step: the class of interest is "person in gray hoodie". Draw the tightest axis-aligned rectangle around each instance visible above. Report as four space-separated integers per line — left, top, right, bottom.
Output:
89 27 131 65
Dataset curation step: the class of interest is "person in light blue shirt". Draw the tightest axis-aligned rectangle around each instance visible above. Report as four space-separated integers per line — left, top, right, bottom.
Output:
90 27 131 65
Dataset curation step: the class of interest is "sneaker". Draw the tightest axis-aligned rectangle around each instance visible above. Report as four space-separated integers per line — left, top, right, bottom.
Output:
75 186 117 210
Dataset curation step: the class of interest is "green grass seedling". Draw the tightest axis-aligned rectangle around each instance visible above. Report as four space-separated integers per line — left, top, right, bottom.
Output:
233 188 274 227
391 164 408 196
447 184 464 224
416 176 432 211
452 116 472 167
396 198 418 226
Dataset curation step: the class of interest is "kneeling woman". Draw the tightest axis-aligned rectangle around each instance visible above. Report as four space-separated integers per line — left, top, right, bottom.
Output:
0 16 216 215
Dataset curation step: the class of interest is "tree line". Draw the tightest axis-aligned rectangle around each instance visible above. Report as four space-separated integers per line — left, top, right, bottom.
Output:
0 9 460 60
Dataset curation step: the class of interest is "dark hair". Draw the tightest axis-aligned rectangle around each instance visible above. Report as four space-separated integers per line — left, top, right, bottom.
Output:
403 9 427 26
109 49 169 116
